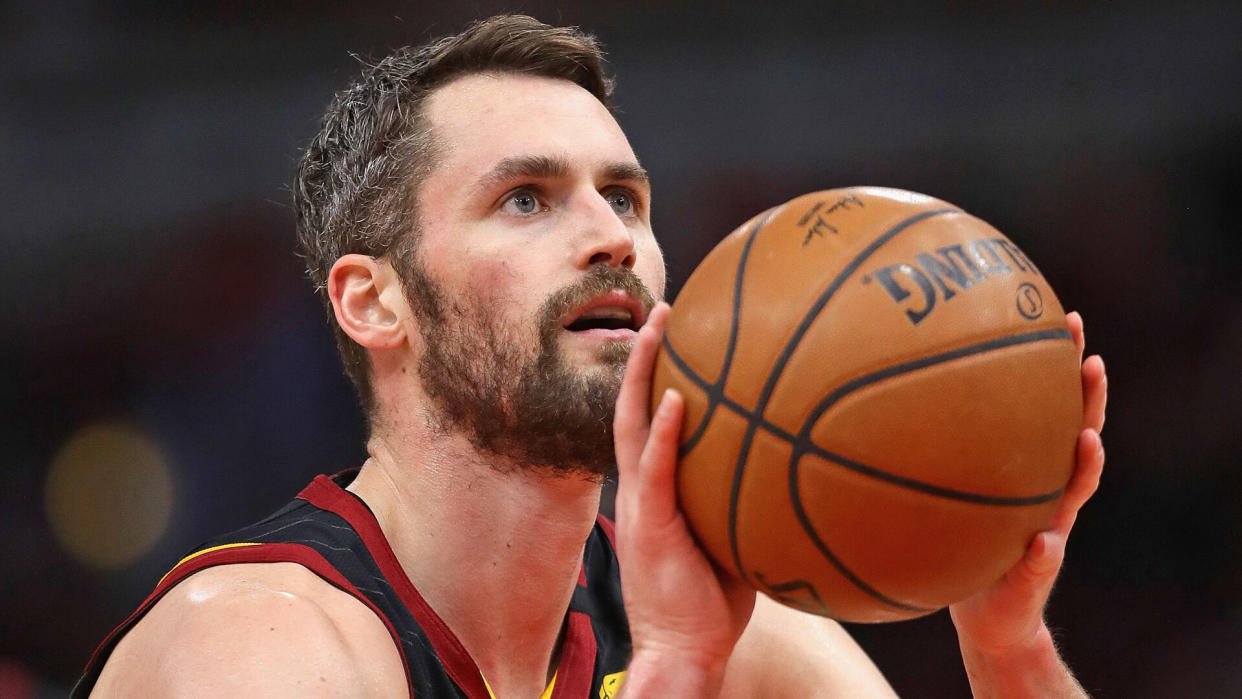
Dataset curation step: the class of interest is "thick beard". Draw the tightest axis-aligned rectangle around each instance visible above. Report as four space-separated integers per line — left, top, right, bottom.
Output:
400 260 656 478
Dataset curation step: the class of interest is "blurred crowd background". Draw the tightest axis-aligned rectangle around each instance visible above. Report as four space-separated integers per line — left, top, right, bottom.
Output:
3 1 1240 696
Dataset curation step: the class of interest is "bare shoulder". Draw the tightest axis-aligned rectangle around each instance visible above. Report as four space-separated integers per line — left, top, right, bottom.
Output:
721 595 898 699
92 562 406 698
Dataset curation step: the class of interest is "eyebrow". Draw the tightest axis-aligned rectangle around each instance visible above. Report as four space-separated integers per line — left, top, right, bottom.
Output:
472 154 650 196
603 161 650 187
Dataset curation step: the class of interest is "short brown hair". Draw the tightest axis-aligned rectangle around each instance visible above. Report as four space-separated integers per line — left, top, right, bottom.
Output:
293 15 614 417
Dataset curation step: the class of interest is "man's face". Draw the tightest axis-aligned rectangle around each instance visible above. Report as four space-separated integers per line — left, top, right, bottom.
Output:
399 72 665 476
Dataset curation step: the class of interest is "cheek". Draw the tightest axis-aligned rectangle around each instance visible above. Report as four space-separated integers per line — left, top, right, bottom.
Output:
463 258 544 320
467 257 519 292
637 239 667 300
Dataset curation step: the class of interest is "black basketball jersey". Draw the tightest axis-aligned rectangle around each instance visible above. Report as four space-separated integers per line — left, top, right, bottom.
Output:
74 470 632 698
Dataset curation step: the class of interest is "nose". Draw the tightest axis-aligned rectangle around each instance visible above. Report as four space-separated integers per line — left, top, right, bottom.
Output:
571 192 637 269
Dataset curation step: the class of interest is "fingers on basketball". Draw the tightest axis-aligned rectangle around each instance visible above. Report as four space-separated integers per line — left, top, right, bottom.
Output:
1082 355 1108 433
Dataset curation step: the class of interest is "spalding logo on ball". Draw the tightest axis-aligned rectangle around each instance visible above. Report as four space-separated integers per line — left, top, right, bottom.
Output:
653 187 1082 623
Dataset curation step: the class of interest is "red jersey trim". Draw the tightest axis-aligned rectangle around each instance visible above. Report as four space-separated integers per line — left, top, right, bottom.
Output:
550 610 598 699
81 542 415 699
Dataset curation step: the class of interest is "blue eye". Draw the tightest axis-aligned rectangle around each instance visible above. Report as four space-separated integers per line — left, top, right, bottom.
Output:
506 191 538 214
607 191 634 215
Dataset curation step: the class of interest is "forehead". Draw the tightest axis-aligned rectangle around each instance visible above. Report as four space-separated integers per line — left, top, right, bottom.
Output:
422 72 638 178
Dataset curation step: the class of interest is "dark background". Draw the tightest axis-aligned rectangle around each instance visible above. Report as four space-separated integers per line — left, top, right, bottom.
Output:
3 1 1240 696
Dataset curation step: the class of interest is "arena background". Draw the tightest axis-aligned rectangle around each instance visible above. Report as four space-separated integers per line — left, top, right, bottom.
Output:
3 1 1240 696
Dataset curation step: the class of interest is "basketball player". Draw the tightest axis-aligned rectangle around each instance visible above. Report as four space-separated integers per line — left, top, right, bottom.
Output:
77 15 1108 698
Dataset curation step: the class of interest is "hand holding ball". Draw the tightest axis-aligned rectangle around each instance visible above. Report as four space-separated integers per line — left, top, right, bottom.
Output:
652 187 1082 622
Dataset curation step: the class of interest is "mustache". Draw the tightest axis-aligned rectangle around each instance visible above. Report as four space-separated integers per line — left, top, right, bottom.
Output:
539 265 657 331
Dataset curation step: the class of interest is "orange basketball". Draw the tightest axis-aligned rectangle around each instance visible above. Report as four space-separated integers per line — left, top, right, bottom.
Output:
652 187 1083 623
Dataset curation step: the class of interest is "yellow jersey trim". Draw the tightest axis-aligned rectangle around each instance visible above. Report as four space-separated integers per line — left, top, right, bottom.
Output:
157 542 261 585
482 671 557 699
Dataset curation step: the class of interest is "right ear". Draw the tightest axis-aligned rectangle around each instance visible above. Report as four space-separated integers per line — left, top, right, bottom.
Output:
327 254 407 351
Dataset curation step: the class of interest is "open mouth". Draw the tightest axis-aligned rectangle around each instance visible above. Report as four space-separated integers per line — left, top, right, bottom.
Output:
562 291 647 334
564 310 638 332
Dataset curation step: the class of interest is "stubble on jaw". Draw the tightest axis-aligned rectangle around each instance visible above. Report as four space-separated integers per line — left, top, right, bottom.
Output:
398 259 655 478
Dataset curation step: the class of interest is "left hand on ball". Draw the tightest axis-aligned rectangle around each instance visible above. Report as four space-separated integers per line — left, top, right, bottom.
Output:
949 310 1107 652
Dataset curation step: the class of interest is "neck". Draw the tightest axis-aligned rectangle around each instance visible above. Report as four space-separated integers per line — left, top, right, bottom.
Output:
348 427 603 698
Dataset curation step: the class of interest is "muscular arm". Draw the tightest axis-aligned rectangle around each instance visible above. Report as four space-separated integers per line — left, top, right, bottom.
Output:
91 563 406 698
721 595 897 699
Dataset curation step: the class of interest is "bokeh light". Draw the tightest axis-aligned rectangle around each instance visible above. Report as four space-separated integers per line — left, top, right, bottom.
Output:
44 422 174 570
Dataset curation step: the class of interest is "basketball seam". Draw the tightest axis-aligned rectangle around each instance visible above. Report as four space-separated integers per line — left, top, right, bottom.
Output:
669 328 1074 504
674 208 775 456
662 339 799 443
793 327 1074 505
725 207 960 594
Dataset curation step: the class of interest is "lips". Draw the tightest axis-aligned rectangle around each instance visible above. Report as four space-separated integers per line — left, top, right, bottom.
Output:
561 290 648 333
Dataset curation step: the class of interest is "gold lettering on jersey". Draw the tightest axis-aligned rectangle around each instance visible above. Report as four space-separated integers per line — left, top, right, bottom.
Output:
599 670 626 699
